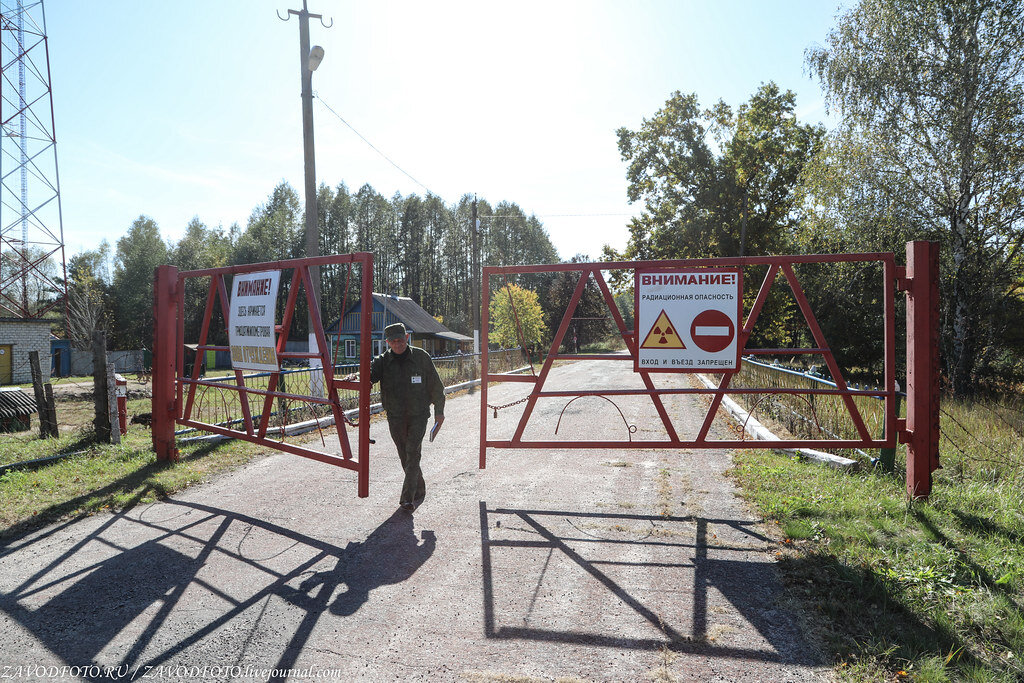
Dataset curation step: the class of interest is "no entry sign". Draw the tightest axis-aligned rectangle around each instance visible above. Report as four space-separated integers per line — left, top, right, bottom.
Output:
634 268 742 373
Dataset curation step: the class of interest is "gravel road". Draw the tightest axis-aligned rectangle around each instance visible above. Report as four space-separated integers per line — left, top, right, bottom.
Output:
0 360 828 682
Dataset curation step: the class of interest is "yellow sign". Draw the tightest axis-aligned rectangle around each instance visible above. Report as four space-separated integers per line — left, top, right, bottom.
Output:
640 310 686 349
230 345 277 367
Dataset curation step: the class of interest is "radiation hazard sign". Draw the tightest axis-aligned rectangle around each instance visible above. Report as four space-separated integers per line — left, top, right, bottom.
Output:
634 268 742 373
640 310 686 349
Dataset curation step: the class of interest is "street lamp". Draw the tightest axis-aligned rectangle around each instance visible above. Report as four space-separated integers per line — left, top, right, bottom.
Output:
308 45 324 71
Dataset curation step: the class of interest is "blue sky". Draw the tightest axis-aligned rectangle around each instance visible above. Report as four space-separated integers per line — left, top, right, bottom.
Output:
45 0 845 260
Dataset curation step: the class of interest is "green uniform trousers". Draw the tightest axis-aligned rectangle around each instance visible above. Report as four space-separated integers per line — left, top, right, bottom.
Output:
388 413 428 505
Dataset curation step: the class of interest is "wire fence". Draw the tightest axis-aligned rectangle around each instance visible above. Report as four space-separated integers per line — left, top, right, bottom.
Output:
175 348 527 437
937 399 1024 483
3 347 149 394
720 358 1024 481
718 357 897 461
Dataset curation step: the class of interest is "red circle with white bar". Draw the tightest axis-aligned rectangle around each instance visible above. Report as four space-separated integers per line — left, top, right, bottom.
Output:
690 309 735 353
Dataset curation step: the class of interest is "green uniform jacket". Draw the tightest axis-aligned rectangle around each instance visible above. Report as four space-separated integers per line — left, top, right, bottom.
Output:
369 346 445 419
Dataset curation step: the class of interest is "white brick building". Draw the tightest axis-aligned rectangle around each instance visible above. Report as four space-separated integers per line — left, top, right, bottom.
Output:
0 319 52 385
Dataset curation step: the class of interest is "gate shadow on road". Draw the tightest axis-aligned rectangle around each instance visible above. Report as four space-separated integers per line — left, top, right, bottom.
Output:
0 499 433 680
479 501 818 665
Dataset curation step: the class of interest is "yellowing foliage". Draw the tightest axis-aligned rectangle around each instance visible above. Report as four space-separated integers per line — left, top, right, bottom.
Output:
488 283 547 350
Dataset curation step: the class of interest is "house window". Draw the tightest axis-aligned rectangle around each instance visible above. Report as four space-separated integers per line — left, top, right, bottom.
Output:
345 339 356 358
372 339 385 356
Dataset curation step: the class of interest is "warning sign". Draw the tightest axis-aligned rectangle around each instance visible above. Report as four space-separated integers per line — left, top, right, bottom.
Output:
228 270 281 372
634 268 742 373
640 310 686 349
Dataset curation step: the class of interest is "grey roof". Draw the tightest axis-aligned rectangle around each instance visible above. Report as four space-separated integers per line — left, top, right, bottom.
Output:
435 330 474 343
0 388 36 418
330 294 469 340
0 318 50 325
373 294 449 335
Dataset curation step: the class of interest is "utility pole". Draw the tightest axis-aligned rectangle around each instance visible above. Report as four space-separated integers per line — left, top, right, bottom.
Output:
472 197 480 354
282 1 329 390
469 197 481 392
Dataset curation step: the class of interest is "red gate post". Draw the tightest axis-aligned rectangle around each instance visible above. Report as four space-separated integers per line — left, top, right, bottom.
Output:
357 253 373 497
152 265 179 462
903 241 940 498
479 270 490 469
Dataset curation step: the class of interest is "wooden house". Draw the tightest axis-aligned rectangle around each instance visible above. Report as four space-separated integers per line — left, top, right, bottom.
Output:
326 294 472 363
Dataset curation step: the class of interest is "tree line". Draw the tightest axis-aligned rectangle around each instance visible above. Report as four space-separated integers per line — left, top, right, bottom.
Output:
64 183 560 353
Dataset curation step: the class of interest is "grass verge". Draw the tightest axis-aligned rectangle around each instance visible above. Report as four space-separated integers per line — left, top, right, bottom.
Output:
0 396 263 540
730 449 1024 682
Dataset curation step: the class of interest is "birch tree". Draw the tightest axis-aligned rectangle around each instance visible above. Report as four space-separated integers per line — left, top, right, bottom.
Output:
807 0 1024 394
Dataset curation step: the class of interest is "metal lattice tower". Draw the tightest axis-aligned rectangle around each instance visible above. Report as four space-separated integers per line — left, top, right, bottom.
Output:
0 0 66 320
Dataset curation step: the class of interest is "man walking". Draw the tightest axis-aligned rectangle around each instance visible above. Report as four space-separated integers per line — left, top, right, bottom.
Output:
368 323 445 511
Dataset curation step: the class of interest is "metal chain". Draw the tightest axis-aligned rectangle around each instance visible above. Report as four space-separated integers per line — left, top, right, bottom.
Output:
487 396 530 417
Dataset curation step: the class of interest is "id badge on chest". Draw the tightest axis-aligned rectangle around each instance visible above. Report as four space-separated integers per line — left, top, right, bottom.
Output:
411 375 423 384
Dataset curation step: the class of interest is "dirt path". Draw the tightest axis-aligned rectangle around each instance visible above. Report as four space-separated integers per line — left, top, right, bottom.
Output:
47 374 152 399
0 361 827 681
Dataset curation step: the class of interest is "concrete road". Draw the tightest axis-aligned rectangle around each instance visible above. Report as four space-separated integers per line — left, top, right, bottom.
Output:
0 360 827 682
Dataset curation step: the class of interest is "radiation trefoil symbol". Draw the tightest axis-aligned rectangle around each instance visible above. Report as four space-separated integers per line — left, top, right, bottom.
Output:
640 310 686 349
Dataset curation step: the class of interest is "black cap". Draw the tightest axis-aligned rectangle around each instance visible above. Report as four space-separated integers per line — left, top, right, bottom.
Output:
384 323 407 341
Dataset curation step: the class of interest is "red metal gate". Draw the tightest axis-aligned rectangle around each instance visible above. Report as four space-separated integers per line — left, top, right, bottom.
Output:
480 242 940 498
151 253 375 497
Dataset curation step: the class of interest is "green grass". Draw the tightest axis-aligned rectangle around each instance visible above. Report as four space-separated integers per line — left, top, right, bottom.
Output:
580 337 628 353
730 395 1024 682
0 392 116 467
0 395 263 539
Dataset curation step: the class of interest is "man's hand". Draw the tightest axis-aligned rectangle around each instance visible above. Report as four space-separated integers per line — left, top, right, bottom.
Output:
429 414 445 443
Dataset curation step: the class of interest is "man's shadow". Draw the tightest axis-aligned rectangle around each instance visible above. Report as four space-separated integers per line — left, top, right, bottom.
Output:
0 504 434 675
278 509 435 616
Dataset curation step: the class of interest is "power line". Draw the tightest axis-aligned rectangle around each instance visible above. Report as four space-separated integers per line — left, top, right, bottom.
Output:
313 92 438 197
313 94 634 221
